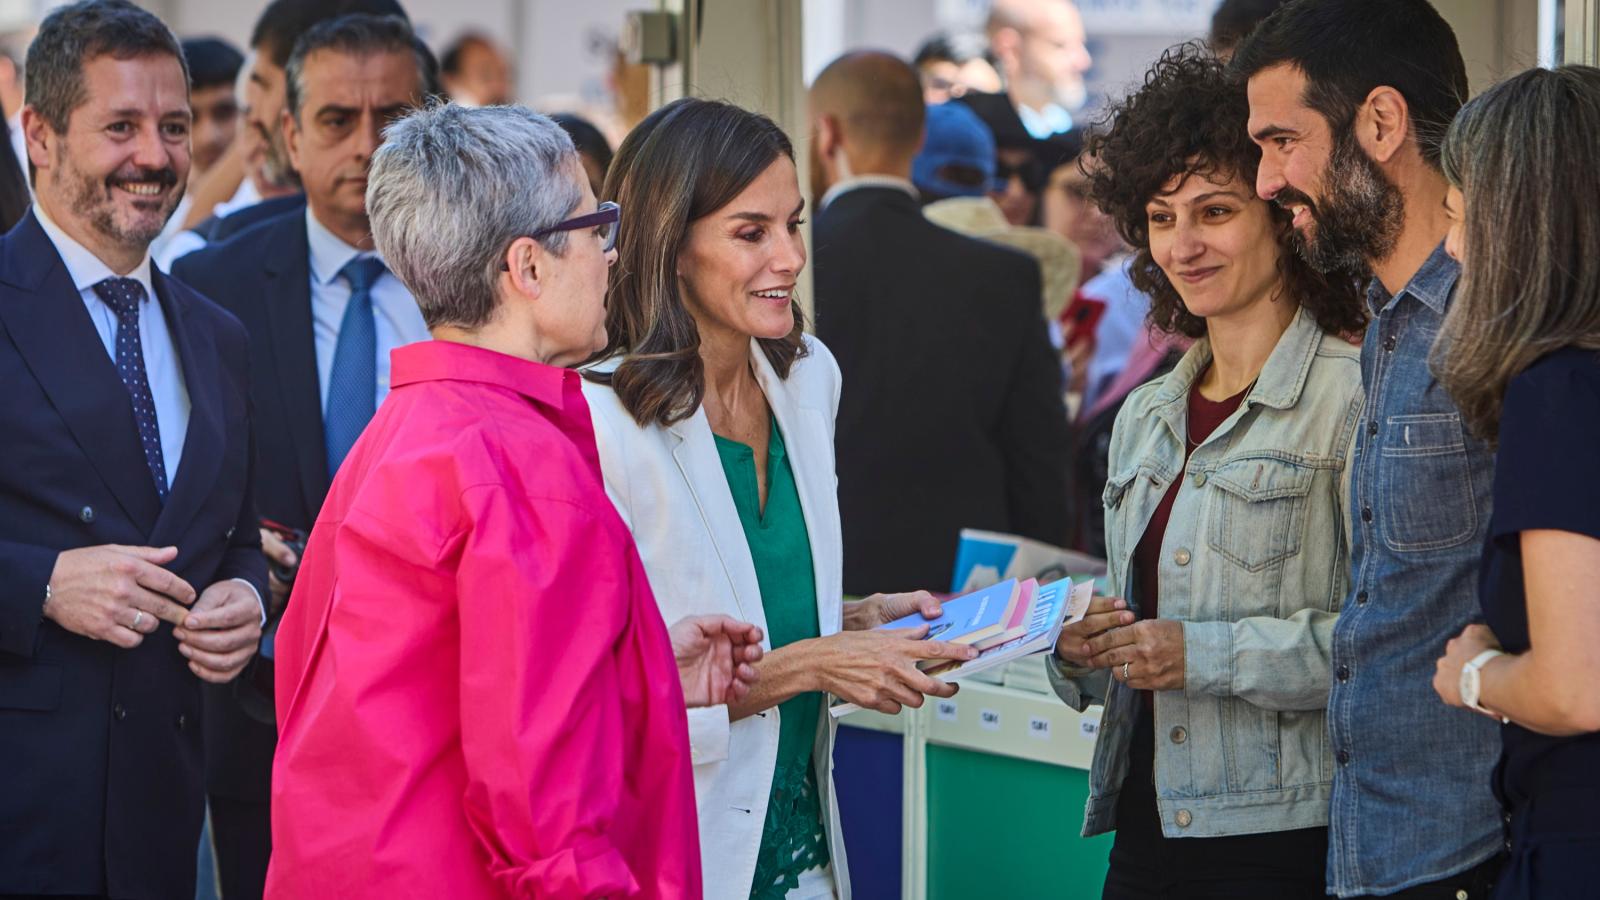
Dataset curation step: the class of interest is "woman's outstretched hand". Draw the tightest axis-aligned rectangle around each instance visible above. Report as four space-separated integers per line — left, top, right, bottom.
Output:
669 614 765 707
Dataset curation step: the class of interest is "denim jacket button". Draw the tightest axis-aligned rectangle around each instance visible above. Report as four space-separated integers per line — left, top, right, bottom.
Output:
1368 421 1379 437
1170 726 1187 744
1356 591 1369 605
1383 335 1397 352
1175 809 1192 828
1337 749 1351 765
1361 507 1373 523
1192 471 1207 487
1336 665 1351 682
1173 548 1191 566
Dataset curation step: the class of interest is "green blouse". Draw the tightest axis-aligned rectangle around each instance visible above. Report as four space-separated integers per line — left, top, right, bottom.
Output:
713 415 831 899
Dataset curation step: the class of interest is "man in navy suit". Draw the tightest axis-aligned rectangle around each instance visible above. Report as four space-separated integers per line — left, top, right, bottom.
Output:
171 13 430 899
0 2 266 897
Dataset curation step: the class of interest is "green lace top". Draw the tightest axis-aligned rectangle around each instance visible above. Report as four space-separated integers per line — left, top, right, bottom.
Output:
713 416 830 899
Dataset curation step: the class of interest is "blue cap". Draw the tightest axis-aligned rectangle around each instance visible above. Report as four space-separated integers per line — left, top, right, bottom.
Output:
912 102 997 200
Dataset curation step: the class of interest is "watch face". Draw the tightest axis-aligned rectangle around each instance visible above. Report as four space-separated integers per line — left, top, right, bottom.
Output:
1460 664 1480 709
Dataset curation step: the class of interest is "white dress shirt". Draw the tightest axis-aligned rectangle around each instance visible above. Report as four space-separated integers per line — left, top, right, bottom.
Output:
304 208 429 413
35 202 190 486
36 202 265 620
818 173 919 212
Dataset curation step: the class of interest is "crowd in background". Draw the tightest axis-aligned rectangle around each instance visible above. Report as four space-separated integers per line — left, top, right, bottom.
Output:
2 0 1600 898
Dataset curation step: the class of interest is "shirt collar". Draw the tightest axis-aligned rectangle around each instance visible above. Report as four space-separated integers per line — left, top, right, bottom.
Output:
820 174 918 212
32 201 156 299
305 206 381 286
1365 240 1458 316
1151 305 1326 414
1016 102 1074 139
390 339 575 413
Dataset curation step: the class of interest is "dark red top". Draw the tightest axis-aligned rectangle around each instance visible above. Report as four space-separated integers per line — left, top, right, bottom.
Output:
1130 375 1247 709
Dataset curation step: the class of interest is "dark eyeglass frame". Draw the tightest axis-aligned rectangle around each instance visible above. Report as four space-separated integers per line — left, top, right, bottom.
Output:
500 200 621 270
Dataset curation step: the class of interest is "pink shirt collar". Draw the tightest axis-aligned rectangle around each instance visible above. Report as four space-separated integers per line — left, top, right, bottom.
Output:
390 339 577 413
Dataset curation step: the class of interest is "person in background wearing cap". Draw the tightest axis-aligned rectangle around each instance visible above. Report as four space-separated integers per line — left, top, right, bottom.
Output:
811 51 1072 596
915 101 1079 323
955 90 1049 227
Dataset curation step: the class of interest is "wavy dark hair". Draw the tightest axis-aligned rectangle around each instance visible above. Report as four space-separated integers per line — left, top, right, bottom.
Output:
584 98 806 427
1086 43 1365 339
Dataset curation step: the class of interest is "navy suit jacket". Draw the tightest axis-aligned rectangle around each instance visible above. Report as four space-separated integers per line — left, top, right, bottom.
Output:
0 210 266 899
814 186 1073 595
171 209 320 804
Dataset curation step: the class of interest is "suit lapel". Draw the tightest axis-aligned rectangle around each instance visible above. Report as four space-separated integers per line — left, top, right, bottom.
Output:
148 274 221 547
0 212 161 533
752 341 842 635
666 409 764 630
261 220 328 515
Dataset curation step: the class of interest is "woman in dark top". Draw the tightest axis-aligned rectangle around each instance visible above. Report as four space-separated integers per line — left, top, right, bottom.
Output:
1047 46 1366 899
1431 65 1600 900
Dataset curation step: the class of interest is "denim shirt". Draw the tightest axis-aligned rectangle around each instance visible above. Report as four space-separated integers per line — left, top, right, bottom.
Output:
1050 307 1363 840
1326 245 1501 897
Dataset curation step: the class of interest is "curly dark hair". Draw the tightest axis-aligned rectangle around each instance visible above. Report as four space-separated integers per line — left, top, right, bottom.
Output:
1086 43 1365 339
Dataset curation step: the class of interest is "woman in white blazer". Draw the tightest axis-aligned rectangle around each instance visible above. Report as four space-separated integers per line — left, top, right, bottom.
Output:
581 99 978 900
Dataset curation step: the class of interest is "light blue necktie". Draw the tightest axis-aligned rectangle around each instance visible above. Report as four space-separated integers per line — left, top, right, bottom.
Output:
323 257 387 476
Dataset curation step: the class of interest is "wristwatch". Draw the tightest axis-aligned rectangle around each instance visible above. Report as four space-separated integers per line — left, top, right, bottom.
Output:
1459 648 1509 722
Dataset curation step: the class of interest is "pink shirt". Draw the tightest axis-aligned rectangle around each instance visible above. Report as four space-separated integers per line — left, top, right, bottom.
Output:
268 340 701 899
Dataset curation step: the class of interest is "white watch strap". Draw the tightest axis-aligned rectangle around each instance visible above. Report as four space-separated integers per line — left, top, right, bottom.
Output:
1465 648 1506 718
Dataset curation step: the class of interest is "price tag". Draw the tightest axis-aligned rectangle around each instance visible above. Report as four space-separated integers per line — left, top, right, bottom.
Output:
935 699 958 722
1028 716 1052 741
979 708 1001 732
1079 718 1099 739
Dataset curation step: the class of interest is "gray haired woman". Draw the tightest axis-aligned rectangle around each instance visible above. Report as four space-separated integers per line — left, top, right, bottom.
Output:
268 104 761 898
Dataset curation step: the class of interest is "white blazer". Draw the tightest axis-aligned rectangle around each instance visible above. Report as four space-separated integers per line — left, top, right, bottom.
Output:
583 334 851 900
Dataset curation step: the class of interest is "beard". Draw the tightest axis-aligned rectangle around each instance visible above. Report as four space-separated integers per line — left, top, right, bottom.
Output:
1279 128 1404 275
57 144 183 249
260 124 298 189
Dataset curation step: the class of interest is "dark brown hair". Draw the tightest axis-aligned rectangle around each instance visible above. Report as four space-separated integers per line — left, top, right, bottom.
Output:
1087 43 1365 339
1435 65 1600 443
585 98 806 427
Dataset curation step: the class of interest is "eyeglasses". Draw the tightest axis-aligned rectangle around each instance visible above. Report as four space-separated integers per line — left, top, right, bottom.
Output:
502 200 621 270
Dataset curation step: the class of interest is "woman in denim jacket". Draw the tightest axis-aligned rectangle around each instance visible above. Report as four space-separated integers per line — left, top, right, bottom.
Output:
1047 47 1367 898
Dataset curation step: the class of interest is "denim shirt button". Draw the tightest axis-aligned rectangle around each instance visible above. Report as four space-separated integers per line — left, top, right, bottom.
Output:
1368 421 1379 437
1175 809 1192 828
1337 749 1351 765
1361 507 1373 523
1173 548 1191 566
1337 665 1351 682
1170 726 1187 744
1356 590 1369 605
1383 334 1397 352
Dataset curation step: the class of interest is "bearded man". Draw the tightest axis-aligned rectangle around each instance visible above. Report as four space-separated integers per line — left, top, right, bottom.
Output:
0 2 267 896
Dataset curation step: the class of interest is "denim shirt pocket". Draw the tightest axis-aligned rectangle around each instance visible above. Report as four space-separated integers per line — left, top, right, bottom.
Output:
1378 412 1478 552
1205 456 1316 573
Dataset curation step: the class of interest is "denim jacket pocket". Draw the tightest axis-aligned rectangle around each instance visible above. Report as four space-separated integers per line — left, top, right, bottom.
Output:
1379 412 1478 552
1206 457 1315 572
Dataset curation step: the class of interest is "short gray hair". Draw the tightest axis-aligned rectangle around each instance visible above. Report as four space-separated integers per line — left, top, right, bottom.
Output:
368 103 582 330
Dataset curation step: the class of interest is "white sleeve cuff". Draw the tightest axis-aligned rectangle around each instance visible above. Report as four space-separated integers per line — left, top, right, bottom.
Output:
228 577 268 627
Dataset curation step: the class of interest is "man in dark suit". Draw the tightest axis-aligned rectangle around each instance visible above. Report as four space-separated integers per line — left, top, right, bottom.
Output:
171 14 431 899
0 3 266 897
810 51 1073 596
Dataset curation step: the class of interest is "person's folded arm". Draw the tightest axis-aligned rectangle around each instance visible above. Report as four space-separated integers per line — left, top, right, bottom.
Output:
1184 607 1336 711
455 485 642 899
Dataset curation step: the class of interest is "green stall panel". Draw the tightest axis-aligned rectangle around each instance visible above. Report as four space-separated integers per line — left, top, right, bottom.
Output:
925 744 1112 899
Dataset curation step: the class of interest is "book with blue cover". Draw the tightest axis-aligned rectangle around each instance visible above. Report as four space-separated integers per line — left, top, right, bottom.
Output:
882 577 1020 650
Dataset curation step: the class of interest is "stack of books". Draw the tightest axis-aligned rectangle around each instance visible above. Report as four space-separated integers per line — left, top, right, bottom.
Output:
829 576 1092 717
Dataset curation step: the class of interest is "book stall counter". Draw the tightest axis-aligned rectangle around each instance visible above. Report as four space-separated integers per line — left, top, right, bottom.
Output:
835 667 1112 899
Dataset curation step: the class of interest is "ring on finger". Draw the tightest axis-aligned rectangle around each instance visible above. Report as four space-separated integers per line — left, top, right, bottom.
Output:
132 609 145 630
1122 661 1131 681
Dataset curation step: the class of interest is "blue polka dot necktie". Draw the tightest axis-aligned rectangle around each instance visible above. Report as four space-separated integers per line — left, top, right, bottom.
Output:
92 277 168 502
323 256 387 477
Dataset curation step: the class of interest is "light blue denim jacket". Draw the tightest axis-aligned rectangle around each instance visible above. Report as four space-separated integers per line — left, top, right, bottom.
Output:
1050 306 1363 839
1325 246 1501 897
